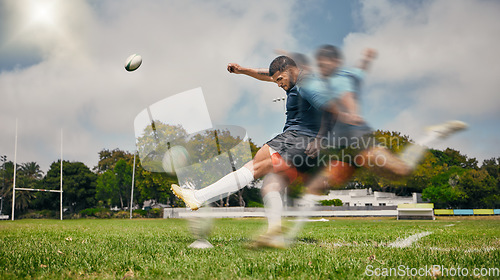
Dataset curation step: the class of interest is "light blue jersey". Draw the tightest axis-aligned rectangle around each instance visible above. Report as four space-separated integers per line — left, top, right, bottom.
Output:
330 67 365 98
298 67 373 147
298 67 365 110
330 67 373 144
297 74 332 110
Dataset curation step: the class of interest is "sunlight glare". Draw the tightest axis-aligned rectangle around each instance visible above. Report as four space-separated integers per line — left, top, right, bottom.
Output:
27 0 58 27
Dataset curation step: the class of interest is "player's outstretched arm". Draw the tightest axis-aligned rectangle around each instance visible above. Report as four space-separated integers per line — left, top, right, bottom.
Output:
332 48 375 123
323 99 363 126
227 63 273 82
358 48 377 71
339 92 363 124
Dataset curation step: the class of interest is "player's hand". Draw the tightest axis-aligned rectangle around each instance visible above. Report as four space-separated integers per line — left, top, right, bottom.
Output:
306 138 322 158
340 112 364 126
274 49 290 56
363 48 377 61
227 63 243 74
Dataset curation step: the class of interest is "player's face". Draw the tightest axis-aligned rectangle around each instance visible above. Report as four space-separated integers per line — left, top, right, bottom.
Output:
272 68 295 91
317 57 340 78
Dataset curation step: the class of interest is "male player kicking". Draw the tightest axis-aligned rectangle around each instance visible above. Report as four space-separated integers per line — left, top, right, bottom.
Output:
296 45 467 195
173 49 466 248
221 46 467 248
172 50 374 249
171 56 344 212
256 46 467 247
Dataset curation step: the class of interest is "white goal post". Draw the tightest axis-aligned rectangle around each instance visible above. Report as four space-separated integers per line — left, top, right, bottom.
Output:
11 124 63 220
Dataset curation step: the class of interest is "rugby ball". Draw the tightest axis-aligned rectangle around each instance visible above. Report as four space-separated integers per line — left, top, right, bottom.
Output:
124 54 142 71
162 145 190 174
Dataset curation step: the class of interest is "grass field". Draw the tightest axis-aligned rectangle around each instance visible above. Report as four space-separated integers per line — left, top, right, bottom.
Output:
1 217 499 279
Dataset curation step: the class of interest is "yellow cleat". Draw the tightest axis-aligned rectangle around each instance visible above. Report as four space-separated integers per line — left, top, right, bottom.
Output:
247 226 287 249
171 184 202 211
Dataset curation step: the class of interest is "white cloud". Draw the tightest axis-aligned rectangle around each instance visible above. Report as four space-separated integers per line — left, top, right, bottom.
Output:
342 0 500 162
0 0 299 171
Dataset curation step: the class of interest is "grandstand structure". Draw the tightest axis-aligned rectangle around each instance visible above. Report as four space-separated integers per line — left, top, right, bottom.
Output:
298 188 424 207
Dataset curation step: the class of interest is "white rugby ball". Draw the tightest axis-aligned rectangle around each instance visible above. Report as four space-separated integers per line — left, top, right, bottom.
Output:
162 145 190 174
124 54 142 71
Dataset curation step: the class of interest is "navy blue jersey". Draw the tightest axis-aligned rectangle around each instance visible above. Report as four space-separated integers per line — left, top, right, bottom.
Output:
282 83 322 137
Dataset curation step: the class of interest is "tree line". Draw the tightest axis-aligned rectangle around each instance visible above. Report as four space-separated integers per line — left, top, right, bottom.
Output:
353 131 500 209
0 134 262 218
0 130 498 218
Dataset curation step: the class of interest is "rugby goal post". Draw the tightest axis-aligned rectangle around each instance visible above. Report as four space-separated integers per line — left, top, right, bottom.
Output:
11 125 63 220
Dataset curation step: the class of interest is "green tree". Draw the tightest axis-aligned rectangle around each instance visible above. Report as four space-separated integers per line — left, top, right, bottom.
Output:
15 162 45 212
457 169 498 208
405 151 445 194
12 178 37 211
481 157 499 179
96 159 133 209
0 161 40 213
421 166 467 208
319 199 343 206
431 148 478 169
45 161 97 213
136 122 189 172
95 149 134 174
182 127 253 207
0 161 15 200
14 162 44 211
20 162 44 180
351 130 412 194
373 130 412 153
136 123 257 207
135 164 178 206
96 169 117 207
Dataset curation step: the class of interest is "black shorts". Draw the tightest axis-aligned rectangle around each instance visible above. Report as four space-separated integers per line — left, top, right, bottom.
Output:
266 130 321 173
320 129 381 167
325 122 376 149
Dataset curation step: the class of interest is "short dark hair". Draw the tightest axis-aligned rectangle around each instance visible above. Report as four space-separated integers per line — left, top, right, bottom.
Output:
289 52 310 68
315 45 343 60
269 56 297 77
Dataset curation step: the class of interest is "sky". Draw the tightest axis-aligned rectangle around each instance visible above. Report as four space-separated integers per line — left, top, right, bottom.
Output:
0 0 499 173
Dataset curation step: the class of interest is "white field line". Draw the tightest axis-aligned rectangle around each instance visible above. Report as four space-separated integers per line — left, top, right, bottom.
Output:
387 231 433 248
444 224 455 227
300 229 497 253
302 232 433 248
428 246 498 253
304 241 498 253
314 242 373 248
288 218 330 222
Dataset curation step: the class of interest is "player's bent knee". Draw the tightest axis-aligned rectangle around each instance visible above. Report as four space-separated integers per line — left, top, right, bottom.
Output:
270 152 298 182
393 165 413 177
325 160 355 186
355 147 391 168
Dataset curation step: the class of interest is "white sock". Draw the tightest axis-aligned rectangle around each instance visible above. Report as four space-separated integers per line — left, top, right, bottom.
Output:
288 193 316 238
263 191 283 231
399 131 440 169
415 131 441 147
399 144 427 170
194 166 254 203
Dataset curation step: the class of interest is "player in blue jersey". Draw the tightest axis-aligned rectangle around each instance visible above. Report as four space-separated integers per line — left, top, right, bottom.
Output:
297 45 466 196
254 46 466 247
173 47 466 249
171 55 339 213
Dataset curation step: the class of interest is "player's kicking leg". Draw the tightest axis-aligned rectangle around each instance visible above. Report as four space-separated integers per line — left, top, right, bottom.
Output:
356 120 468 180
171 145 274 210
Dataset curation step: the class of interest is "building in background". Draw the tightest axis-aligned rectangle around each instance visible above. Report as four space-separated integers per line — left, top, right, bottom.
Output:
298 188 425 207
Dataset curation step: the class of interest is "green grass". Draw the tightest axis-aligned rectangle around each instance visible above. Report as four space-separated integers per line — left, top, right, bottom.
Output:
0 217 499 279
